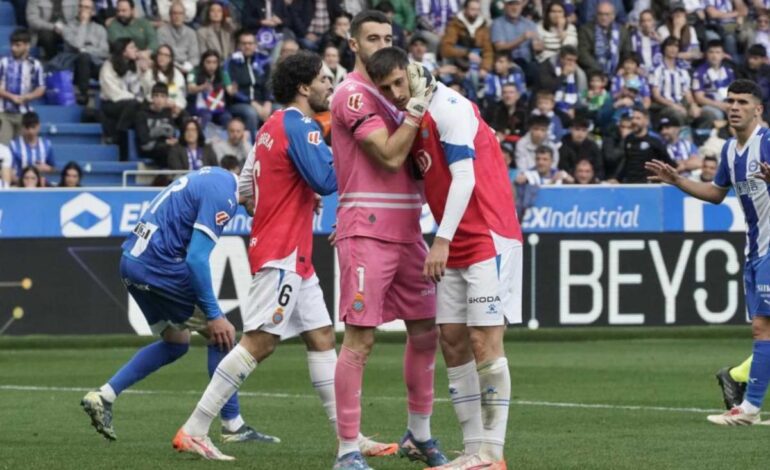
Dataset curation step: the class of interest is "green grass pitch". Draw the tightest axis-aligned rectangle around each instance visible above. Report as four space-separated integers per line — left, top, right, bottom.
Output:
1 328 768 469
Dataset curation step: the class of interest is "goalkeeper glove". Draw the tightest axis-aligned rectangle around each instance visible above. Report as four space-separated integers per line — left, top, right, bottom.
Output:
404 63 437 127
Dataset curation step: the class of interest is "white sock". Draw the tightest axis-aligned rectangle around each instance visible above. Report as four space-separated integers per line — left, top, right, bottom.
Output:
740 400 761 414
183 344 257 436
407 412 432 442
447 360 483 455
477 357 510 462
338 438 359 458
222 414 245 432
99 384 117 403
307 349 338 429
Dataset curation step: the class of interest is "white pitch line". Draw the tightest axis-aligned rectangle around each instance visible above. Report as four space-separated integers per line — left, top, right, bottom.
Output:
0 384 724 414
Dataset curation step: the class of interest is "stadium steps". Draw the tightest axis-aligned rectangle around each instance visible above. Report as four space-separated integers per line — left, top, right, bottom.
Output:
35 105 84 123
42 123 102 144
56 143 119 162
78 161 140 186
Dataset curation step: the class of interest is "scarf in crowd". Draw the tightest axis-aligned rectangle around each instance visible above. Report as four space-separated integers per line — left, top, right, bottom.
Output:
417 0 459 33
631 30 661 73
595 23 620 75
554 65 578 112
187 147 203 170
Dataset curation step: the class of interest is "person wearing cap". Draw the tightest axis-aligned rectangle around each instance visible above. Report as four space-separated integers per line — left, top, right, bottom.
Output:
692 40 736 122
630 9 662 75
559 114 603 178
659 115 701 177
651 36 701 123
577 0 631 76
613 106 672 184
611 54 651 110
491 0 539 68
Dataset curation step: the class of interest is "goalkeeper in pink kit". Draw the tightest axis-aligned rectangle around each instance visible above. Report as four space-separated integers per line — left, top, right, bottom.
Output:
366 47 522 470
329 10 449 470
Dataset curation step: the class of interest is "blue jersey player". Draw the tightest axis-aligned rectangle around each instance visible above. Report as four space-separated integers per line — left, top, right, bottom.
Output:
81 166 277 451
646 79 770 425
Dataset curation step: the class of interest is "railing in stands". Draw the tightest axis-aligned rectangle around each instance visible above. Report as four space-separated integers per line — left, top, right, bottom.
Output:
122 170 188 187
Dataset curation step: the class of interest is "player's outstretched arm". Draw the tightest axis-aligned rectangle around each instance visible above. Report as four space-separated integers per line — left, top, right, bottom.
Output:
645 159 728 204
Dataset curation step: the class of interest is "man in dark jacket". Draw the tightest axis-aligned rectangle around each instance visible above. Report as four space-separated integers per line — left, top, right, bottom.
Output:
134 83 186 166
577 0 631 75
559 115 603 178
227 29 272 138
615 106 672 183
283 0 343 50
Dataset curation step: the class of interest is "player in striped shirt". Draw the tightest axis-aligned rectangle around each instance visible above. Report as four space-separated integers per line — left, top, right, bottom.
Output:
646 79 770 426
9 112 54 182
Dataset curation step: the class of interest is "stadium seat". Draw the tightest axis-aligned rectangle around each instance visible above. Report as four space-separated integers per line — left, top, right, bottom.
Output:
0 2 15 26
56 144 119 163
35 105 83 123
42 123 102 145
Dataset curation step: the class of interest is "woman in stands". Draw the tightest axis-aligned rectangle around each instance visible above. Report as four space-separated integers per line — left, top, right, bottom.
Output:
536 1 578 63
656 5 701 66
99 38 144 161
166 118 218 171
141 45 187 117
187 50 236 133
197 1 236 60
58 162 83 188
20 166 45 188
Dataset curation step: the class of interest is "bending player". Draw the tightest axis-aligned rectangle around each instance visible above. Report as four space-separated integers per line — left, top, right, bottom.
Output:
367 47 520 470
81 165 277 448
172 51 396 460
330 10 448 470
646 79 770 425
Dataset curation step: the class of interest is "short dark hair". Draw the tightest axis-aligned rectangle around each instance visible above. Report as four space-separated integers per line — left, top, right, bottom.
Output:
535 89 555 100
727 79 763 102
588 70 608 81
220 155 241 172
662 36 680 51
621 53 641 66
151 82 169 96
271 50 324 105
559 45 578 59
703 155 718 164
494 51 512 62
235 28 255 43
463 0 480 7
21 112 39 128
706 39 724 51
571 115 590 129
10 28 31 44
575 158 595 169
365 47 408 82
374 0 395 14
535 145 554 158
632 104 649 116
529 114 551 129
351 10 391 39
749 44 768 58
117 0 134 8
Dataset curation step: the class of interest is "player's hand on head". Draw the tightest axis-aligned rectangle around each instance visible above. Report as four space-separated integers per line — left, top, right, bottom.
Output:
423 237 450 283
208 316 236 351
404 63 436 127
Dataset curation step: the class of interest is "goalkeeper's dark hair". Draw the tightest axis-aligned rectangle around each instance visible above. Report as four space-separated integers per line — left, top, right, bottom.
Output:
727 79 763 103
271 50 324 105
365 47 409 82
351 10 390 39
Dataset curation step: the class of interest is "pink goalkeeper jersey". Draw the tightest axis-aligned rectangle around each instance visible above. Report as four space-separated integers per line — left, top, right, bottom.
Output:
331 71 423 244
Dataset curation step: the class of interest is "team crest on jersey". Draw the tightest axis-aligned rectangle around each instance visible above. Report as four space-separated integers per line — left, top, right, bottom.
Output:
750 160 759 173
273 307 284 324
215 211 230 226
415 149 432 175
347 93 364 111
352 292 365 313
308 131 322 145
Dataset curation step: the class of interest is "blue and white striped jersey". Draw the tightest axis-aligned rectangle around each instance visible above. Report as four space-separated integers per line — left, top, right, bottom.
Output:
714 126 770 258
10 136 54 177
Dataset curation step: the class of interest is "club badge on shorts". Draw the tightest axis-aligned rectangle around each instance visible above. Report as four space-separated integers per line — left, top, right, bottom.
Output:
272 307 284 324
352 292 365 313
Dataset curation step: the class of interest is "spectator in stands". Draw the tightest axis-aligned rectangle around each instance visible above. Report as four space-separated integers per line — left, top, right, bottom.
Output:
0 29 45 145
484 82 527 139
692 40 736 123
53 0 109 106
167 118 217 170
659 115 701 176
752 10 770 56
704 0 747 60
241 0 287 34
99 37 143 160
651 37 701 123
211 117 250 163
656 3 701 65
578 0 631 76
26 0 78 59
219 154 241 173
491 0 539 76
601 111 631 177
629 9 662 75
739 44 770 121
107 0 158 68
319 12 355 71
10 112 54 182
374 1 408 50
611 54 651 111
531 88 566 147
579 0 627 25
228 29 272 137
500 140 517 182
415 0 459 51
571 158 600 184
580 70 612 126
188 49 235 131
197 1 236 60
614 106 672 183
20 165 45 188
481 52 526 109
283 0 342 51
0 143 12 188
516 114 558 169
375 0 415 32
156 0 196 23
141 44 186 115
135 82 186 166
407 35 444 76
515 145 572 185
695 155 717 183
537 45 585 119
58 161 82 187
278 38 300 61
535 0 577 63
559 115 603 178
440 0 494 80
157 1 199 74
322 45 347 86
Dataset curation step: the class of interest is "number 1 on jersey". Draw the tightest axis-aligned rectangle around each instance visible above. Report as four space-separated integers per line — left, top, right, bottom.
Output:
356 266 365 293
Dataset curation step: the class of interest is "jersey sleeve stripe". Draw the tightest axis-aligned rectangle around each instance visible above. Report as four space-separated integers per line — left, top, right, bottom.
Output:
193 223 219 242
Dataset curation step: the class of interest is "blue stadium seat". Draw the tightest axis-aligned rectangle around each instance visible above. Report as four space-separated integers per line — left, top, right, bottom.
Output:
35 105 83 123
0 26 16 41
79 161 140 186
42 123 102 144
57 144 119 163
0 3 15 26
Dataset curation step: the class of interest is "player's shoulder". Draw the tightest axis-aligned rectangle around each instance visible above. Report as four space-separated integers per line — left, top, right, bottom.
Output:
331 76 378 111
282 108 322 142
428 83 476 123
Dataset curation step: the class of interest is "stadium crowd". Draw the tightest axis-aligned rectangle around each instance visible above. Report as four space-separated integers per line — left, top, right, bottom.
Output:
0 0 769 190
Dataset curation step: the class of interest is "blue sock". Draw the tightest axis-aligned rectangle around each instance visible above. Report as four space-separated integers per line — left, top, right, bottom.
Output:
207 345 241 421
108 341 189 396
746 340 770 408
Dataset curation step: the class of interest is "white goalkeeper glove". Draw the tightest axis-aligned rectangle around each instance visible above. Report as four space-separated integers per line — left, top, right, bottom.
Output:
404 63 437 127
